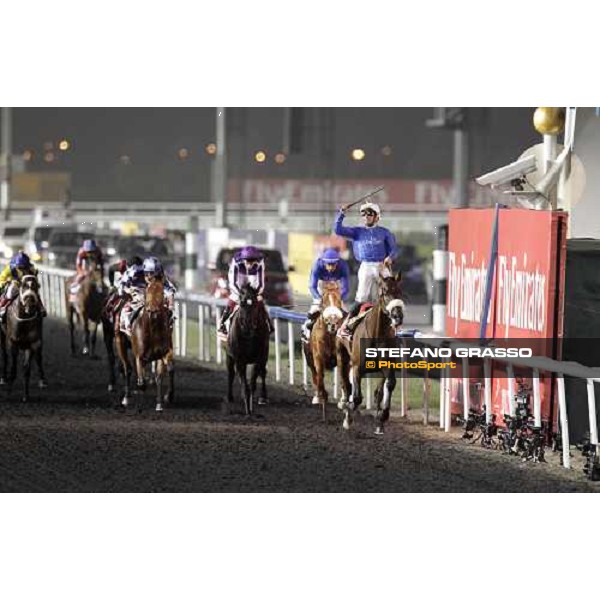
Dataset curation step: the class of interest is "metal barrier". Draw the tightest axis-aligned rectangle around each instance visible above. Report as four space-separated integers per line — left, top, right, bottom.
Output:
9 262 600 472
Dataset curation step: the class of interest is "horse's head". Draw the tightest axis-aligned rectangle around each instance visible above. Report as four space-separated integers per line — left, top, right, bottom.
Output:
19 275 40 317
145 278 165 312
378 271 404 331
321 282 344 334
237 284 261 330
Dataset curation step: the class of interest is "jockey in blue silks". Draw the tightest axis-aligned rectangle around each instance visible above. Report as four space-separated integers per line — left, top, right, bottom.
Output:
333 200 399 339
301 248 349 342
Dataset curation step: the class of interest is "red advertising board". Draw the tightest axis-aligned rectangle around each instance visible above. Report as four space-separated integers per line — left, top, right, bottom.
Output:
446 208 567 421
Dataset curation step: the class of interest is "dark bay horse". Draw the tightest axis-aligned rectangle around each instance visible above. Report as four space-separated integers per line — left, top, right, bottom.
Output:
0 275 47 401
66 261 108 357
225 284 270 416
339 272 404 435
115 279 174 412
302 282 350 412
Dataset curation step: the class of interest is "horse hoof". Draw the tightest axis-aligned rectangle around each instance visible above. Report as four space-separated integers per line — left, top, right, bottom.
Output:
155 403 163 412
374 426 384 436
343 416 351 430
22 396 28 403
82 347 89 356
0 378 6 386
38 380 48 389
108 384 115 392
257 398 268 406
337 400 347 410
312 395 322 405
121 397 129 407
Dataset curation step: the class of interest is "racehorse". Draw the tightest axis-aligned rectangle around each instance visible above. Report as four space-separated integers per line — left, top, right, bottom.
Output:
339 272 404 435
0 275 47 401
100 292 121 393
115 278 174 412
66 260 108 357
224 283 270 416
302 282 350 412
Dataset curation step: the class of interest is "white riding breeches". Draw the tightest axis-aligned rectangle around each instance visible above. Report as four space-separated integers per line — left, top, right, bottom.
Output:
355 262 391 303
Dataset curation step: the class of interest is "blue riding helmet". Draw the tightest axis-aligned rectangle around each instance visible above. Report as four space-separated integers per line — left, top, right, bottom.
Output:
10 251 32 270
83 239 97 252
143 256 163 276
320 248 341 264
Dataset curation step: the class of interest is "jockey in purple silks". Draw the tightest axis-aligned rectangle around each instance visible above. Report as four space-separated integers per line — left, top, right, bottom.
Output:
217 245 273 338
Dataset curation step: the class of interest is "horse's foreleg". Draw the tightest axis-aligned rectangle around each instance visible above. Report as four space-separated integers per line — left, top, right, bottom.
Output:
225 354 235 413
258 360 268 405
22 349 32 402
375 370 396 435
69 307 76 356
155 360 165 412
337 345 351 409
82 316 90 355
166 356 174 404
135 356 146 390
90 320 99 357
34 342 47 388
314 356 328 406
103 320 116 392
236 362 251 416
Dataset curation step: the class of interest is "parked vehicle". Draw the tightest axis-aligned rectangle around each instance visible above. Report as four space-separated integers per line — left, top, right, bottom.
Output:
207 247 293 308
46 228 94 269
0 224 30 260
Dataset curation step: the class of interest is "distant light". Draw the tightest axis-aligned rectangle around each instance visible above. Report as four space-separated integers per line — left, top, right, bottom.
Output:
381 145 392 157
255 150 267 163
43 141 53 151
58 139 70 151
351 148 366 161
120 155 131 165
44 151 55 163
23 150 33 161
178 148 189 160
205 143 217 155
274 152 286 165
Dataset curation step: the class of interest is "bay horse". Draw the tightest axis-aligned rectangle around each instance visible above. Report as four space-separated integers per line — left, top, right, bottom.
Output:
66 260 108 357
225 284 270 416
302 282 351 412
115 278 174 412
339 272 404 435
0 275 47 401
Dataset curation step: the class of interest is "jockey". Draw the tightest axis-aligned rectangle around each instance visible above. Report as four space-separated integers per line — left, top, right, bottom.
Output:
217 245 273 338
105 256 143 319
74 238 105 287
301 248 350 342
333 200 399 339
0 251 46 322
119 256 176 335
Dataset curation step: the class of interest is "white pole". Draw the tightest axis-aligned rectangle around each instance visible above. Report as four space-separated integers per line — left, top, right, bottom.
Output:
400 376 407 418
287 321 294 385
444 366 451 433
333 366 338 400
198 304 204 361
439 371 446 428
557 375 570 469
507 364 515 416
58 277 66 319
274 318 281 381
302 352 308 388
423 373 430 425
462 357 470 420
532 368 541 427
0 107 12 218
174 302 181 356
215 306 222 364
587 379 598 446
181 302 187 358
484 358 492 424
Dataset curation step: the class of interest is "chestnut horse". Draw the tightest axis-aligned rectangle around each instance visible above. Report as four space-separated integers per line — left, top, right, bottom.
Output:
225 284 270 416
115 278 174 412
0 275 47 401
302 282 350 412
66 261 108 357
338 272 404 435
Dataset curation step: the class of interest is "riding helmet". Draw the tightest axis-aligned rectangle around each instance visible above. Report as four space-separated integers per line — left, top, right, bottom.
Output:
238 246 263 261
83 239 97 252
320 248 341 264
10 251 32 269
143 256 163 275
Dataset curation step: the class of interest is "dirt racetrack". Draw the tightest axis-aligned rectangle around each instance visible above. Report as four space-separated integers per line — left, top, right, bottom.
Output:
0 318 597 493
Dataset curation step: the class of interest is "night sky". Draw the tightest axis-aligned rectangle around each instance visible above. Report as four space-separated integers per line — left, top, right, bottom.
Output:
8 108 540 201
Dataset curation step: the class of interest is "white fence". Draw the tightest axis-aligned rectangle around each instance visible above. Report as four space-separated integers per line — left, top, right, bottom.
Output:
11 263 600 472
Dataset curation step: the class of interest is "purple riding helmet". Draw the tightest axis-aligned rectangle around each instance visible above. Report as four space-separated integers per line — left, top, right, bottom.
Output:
236 246 263 262
10 251 32 270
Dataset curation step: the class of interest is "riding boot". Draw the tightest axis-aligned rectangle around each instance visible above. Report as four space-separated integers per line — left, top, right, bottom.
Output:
338 302 361 339
0 296 10 323
218 305 233 335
